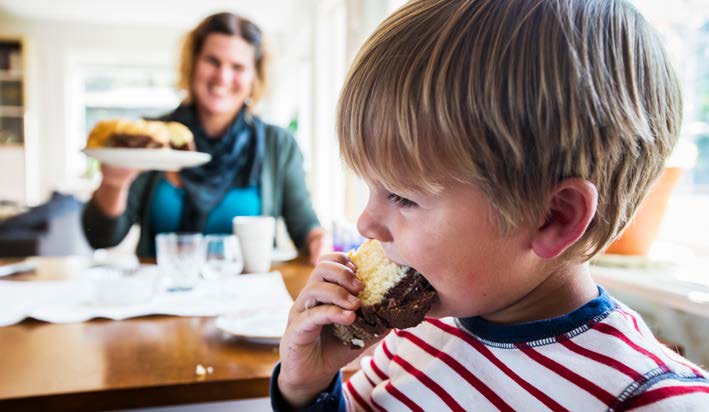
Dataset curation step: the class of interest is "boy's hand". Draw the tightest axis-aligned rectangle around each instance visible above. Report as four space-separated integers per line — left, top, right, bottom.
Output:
278 252 381 408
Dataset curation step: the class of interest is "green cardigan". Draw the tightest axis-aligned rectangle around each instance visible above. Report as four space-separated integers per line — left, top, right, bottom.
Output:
82 124 320 257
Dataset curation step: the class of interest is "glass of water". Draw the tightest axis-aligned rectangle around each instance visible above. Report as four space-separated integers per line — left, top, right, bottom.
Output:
156 233 205 291
201 235 244 288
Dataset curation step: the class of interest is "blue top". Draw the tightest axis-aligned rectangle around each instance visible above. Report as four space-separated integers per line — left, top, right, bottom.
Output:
150 176 260 235
269 286 613 411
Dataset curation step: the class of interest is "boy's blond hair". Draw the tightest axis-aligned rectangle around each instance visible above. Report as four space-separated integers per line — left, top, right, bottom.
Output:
337 0 682 259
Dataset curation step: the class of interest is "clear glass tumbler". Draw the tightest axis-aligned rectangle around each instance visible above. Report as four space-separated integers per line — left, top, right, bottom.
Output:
156 233 205 291
201 234 244 284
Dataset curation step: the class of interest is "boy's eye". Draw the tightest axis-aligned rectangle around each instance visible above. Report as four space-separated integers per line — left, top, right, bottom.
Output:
387 193 418 208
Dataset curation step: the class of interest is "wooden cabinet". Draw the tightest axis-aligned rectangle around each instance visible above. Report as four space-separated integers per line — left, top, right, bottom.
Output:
0 39 23 146
0 38 28 204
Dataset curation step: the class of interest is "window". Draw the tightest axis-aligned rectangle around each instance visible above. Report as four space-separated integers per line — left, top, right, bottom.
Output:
630 0 709 258
81 65 179 131
694 23 709 190
67 63 180 191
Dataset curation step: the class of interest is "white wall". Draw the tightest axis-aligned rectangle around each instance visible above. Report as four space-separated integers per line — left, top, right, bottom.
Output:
0 13 184 204
0 1 397 223
274 0 395 227
0 146 25 202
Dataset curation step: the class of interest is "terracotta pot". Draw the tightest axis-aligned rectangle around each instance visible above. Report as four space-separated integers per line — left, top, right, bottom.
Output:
605 167 683 255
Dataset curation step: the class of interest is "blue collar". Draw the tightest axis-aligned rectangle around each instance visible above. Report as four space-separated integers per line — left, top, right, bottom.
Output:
457 286 615 344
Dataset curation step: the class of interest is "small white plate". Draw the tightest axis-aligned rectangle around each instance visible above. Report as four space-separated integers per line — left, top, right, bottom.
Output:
215 306 290 345
83 148 211 171
271 248 298 263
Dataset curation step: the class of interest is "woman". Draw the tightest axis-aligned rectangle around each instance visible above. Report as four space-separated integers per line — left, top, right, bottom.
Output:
82 12 328 264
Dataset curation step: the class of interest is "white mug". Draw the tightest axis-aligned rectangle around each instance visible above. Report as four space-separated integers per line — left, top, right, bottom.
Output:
233 216 275 273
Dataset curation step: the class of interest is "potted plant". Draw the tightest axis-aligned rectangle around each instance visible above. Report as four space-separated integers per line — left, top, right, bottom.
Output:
605 139 698 256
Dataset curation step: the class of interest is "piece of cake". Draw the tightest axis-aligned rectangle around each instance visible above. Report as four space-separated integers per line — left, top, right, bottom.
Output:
165 121 196 151
86 119 194 151
333 239 437 348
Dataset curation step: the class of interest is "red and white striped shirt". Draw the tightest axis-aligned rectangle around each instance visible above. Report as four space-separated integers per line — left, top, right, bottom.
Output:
343 289 708 411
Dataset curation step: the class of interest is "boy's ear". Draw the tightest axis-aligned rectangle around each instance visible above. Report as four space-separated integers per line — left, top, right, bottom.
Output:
531 178 598 259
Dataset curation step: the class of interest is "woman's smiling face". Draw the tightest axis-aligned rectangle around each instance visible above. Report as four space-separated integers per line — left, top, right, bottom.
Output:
191 33 256 119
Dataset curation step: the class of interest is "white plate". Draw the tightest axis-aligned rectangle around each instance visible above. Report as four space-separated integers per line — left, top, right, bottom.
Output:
83 148 211 171
215 306 290 345
271 248 298 263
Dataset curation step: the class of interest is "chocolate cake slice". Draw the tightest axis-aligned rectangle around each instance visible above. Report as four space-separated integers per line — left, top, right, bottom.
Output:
110 134 165 149
333 240 437 348
86 119 194 151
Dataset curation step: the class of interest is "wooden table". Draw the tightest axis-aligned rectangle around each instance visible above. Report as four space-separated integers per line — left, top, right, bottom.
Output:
0 256 312 410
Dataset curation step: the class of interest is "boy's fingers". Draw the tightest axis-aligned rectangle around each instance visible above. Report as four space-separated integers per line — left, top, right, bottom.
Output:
317 252 358 272
316 252 350 265
295 282 361 312
308 261 363 294
286 305 356 345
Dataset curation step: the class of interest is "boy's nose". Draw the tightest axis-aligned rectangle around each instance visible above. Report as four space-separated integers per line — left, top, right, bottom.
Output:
357 207 393 243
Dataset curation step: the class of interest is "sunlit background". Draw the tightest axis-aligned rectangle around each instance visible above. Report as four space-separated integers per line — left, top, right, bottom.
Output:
0 0 707 256
0 0 708 404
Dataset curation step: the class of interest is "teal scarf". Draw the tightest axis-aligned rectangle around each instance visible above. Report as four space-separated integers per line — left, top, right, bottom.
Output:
160 104 265 232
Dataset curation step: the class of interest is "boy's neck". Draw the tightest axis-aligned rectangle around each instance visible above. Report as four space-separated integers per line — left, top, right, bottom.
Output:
481 263 598 324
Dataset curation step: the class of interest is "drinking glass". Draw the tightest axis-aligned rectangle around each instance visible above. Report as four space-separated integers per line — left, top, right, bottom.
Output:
156 233 205 291
201 234 244 283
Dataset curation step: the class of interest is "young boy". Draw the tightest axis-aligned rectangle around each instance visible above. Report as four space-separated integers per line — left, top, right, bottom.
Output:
272 0 708 410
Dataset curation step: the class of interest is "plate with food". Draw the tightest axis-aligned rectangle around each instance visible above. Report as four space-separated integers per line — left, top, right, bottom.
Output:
82 118 211 171
83 148 211 171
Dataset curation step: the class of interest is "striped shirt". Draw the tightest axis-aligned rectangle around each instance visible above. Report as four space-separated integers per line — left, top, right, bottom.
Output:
271 287 709 411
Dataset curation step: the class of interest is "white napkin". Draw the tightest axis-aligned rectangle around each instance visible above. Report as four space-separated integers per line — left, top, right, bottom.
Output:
0 269 293 327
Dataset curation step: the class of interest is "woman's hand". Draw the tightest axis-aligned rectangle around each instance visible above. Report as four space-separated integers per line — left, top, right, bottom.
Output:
306 227 332 266
99 164 141 190
277 252 377 409
92 164 141 216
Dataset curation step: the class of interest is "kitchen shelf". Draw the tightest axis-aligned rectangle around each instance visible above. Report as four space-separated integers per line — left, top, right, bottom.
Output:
0 106 23 117
0 40 24 146
0 70 21 81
